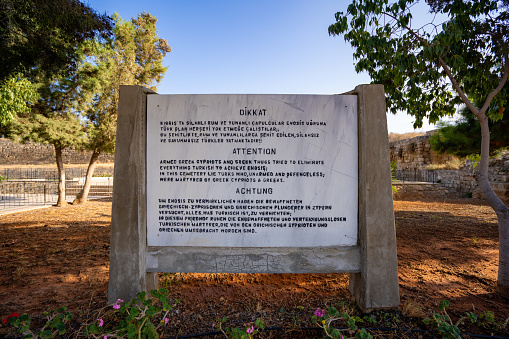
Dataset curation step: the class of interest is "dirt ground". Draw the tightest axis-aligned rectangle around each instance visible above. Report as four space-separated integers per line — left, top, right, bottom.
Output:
0 191 508 338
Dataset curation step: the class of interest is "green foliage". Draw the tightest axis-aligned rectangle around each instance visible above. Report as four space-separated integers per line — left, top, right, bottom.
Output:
71 12 170 203
311 306 373 339
430 105 509 158
467 153 481 173
214 317 266 339
423 300 463 338
7 307 73 339
81 12 171 155
4 297 508 338
2 41 95 205
0 0 112 83
84 289 178 339
0 74 38 126
3 39 93 149
8 111 86 149
430 121 479 157
5 289 179 339
328 0 509 127
466 310 496 328
391 161 399 192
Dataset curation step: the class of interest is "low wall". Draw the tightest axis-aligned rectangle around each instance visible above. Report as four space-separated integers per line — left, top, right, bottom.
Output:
437 158 509 203
435 170 477 193
390 134 508 204
0 138 115 165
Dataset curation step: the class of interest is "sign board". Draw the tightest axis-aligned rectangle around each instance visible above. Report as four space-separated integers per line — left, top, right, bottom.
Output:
108 85 399 311
146 94 358 247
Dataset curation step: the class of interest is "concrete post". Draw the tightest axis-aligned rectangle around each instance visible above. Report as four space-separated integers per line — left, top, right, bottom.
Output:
108 85 157 304
349 84 400 311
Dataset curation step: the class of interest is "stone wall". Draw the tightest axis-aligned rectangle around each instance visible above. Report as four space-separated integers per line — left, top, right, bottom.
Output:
0 138 115 165
389 132 456 170
390 133 508 204
433 156 509 203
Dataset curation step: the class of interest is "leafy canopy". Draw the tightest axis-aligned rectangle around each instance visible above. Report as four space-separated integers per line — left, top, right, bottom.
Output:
6 70 87 150
81 12 171 155
3 41 95 149
328 0 509 128
0 0 112 82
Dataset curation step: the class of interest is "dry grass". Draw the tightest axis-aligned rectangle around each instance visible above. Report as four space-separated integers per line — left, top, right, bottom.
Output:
388 132 426 143
426 158 463 170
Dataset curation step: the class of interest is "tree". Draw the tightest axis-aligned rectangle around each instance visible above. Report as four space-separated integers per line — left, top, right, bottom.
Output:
329 0 509 292
430 103 509 157
72 12 170 204
0 0 112 83
0 0 111 205
4 66 89 206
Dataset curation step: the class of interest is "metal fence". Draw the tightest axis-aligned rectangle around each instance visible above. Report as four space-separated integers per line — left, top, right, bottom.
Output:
0 180 59 207
66 178 114 197
0 168 90 181
395 169 438 183
0 179 113 209
0 167 114 181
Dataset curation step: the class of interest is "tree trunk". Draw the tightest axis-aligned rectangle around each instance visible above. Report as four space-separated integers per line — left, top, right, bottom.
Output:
72 149 101 205
54 144 67 207
476 113 509 294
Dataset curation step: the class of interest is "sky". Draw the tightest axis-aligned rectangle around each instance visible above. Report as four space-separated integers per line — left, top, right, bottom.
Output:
85 0 452 134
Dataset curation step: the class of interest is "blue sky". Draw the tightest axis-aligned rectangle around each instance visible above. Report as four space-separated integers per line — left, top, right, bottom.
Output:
85 0 446 133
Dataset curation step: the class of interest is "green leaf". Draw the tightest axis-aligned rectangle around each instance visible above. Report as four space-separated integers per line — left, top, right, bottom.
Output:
127 323 137 338
439 300 450 310
348 317 358 330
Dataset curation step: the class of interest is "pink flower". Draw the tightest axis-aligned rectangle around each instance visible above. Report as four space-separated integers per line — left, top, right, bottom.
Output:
98 318 104 327
212 323 215 328
164 318 169 325
314 308 325 317
112 299 124 309
246 325 254 334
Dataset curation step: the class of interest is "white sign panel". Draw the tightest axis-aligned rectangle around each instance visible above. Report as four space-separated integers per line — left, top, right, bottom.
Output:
146 94 358 247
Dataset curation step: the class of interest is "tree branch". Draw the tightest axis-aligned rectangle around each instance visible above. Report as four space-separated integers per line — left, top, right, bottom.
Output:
436 57 480 115
479 51 509 115
382 10 480 115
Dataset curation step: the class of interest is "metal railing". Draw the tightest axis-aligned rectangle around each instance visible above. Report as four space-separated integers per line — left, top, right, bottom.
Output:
0 179 113 209
395 169 438 183
0 180 59 207
0 168 87 181
67 178 114 197
0 167 114 181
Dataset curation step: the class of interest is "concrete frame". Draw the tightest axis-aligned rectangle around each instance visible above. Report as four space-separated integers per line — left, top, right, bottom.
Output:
108 84 399 311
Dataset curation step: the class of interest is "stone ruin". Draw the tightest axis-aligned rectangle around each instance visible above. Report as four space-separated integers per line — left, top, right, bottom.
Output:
389 132 456 170
389 132 509 204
